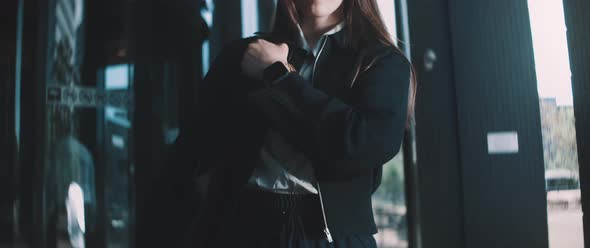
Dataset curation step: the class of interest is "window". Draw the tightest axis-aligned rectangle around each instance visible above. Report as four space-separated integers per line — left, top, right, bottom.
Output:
528 0 583 247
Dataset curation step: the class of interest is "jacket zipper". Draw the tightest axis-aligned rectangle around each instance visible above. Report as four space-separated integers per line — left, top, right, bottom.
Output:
311 36 329 87
316 182 333 243
312 35 333 244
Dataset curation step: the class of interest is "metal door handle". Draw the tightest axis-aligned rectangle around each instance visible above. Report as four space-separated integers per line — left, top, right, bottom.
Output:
423 49 437 72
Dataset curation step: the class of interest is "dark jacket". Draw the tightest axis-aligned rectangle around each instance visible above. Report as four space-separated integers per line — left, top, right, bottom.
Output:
173 27 411 245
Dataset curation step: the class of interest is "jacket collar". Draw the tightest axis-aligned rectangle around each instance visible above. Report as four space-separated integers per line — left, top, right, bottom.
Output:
295 22 347 54
287 23 349 69
328 24 349 49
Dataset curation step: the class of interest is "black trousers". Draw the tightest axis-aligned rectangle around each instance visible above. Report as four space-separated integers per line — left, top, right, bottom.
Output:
216 186 377 248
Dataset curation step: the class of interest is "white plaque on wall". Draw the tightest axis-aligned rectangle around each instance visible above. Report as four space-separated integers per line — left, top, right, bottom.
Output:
487 131 519 154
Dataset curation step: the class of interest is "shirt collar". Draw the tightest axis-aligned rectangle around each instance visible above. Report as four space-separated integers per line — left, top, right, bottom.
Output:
296 22 346 55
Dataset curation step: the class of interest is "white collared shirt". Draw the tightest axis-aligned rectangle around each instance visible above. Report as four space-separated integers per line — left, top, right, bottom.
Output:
247 22 346 194
296 22 346 83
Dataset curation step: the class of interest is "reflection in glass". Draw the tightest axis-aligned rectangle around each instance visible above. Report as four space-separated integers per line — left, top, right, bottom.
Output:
102 63 132 248
43 0 134 246
44 0 99 246
105 65 130 90
66 183 86 248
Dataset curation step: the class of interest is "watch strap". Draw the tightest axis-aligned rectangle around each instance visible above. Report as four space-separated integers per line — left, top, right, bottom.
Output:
263 61 292 86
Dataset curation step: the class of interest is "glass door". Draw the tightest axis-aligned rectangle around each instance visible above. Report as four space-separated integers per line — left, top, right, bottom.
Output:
12 0 207 247
371 1 412 247
38 0 133 247
527 0 583 247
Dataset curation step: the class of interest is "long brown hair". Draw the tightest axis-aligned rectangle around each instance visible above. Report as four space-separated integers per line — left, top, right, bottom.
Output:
270 0 417 126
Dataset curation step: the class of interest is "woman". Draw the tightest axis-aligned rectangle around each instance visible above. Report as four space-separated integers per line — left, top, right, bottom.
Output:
176 0 416 247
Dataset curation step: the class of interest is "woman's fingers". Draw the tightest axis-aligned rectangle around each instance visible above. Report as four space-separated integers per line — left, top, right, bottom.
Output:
240 39 290 80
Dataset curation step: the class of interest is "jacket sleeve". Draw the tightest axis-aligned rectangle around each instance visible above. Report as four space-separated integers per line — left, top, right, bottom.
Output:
248 50 411 176
171 40 245 177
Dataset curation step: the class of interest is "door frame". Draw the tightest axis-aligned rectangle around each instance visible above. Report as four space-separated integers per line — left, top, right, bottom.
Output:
562 1 590 246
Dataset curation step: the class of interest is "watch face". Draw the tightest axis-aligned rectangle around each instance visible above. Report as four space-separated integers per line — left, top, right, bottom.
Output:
264 62 289 83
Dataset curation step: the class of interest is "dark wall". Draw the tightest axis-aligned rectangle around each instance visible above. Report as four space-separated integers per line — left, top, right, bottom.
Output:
562 1 590 246
209 0 243 59
408 0 464 247
257 0 276 33
132 0 208 246
18 0 48 245
448 1 548 247
0 0 17 244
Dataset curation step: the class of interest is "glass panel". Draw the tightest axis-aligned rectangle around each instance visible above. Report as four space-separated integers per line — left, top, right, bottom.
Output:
241 0 259 38
44 1 96 247
15 0 206 246
372 2 409 247
527 1 584 247
377 0 398 44
101 63 133 248
43 0 133 247
372 152 408 248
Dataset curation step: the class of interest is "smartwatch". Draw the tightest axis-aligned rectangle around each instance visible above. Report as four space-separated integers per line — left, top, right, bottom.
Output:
263 61 295 87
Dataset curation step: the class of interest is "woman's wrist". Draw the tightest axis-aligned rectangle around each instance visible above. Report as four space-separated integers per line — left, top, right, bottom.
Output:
263 61 290 84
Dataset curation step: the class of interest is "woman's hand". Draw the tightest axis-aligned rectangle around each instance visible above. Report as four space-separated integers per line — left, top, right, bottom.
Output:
241 39 289 81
